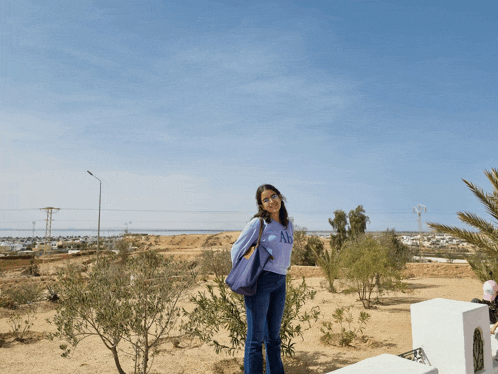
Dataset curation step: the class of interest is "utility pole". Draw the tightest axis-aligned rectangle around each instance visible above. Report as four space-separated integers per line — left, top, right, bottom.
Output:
40 207 60 257
413 204 427 247
87 171 102 263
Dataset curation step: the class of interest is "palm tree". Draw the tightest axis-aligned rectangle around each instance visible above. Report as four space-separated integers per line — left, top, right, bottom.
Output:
427 168 498 256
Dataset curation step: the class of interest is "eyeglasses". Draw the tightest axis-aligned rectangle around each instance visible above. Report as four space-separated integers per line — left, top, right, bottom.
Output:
262 194 279 204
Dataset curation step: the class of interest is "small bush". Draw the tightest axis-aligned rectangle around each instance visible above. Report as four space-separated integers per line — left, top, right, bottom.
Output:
291 227 325 266
320 305 370 346
113 238 131 264
0 293 15 308
291 226 309 266
312 247 340 293
198 248 232 279
21 258 40 276
182 276 320 357
340 234 405 309
8 304 37 341
2 283 44 307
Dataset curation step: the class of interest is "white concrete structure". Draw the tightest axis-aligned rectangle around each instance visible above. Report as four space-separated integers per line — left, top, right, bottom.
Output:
327 298 498 373
411 298 492 373
328 354 438 373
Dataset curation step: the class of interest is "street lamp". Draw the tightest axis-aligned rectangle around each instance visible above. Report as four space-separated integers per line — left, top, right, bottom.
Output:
87 170 102 262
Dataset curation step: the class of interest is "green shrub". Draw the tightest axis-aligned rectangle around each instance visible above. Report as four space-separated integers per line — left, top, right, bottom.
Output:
0 293 15 308
291 226 310 265
340 234 405 309
291 227 324 266
198 248 232 279
305 235 325 264
181 276 320 357
113 238 132 264
2 282 44 307
8 304 37 341
312 246 340 293
21 258 40 276
50 252 196 374
379 229 412 271
320 305 370 346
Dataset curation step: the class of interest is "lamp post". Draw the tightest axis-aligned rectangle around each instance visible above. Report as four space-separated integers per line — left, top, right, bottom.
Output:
87 170 102 262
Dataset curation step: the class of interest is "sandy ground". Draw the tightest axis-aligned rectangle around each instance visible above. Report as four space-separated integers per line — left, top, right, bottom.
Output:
0 234 484 374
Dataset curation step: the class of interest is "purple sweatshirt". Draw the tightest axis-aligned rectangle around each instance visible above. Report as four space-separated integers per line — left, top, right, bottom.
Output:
230 217 294 275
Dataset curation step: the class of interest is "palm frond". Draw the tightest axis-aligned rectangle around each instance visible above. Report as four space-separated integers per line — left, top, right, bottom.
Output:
463 178 498 223
485 168 498 195
428 169 498 259
457 211 495 234
484 168 498 222
457 212 498 248
427 222 498 255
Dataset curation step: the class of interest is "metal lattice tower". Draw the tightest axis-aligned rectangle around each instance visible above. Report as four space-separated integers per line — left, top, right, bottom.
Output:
40 207 60 250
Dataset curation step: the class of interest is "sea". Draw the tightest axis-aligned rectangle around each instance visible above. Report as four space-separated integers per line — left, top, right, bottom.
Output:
0 228 334 239
0 228 234 239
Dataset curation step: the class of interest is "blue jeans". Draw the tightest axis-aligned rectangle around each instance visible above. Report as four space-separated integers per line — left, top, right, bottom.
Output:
244 271 286 374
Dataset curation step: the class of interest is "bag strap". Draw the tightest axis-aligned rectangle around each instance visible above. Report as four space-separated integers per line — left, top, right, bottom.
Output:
255 217 264 248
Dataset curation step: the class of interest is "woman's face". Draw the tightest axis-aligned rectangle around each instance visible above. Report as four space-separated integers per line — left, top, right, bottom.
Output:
260 189 281 216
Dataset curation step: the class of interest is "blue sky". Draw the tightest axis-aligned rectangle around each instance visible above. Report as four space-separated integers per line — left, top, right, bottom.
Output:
1 0 497 235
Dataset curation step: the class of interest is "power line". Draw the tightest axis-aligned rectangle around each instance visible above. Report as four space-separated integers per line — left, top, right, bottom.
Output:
0 208 456 216
0 228 238 233
0 206 451 212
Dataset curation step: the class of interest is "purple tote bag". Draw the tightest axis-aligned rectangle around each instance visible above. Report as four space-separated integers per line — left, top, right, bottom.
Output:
225 218 273 296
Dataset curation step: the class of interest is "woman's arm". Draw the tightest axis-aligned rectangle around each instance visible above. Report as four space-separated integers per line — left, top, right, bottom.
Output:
230 218 262 264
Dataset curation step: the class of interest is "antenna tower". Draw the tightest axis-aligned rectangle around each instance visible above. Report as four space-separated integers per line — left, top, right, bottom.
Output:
412 204 427 232
40 207 60 254
413 204 427 248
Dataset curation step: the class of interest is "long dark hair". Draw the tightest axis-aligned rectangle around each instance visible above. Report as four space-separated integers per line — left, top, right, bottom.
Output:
253 184 289 228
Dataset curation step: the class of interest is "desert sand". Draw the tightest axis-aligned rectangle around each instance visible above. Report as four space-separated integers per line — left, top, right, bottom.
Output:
0 233 484 374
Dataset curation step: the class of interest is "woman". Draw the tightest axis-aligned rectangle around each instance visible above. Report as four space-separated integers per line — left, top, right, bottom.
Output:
472 280 498 332
231 184 294 374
